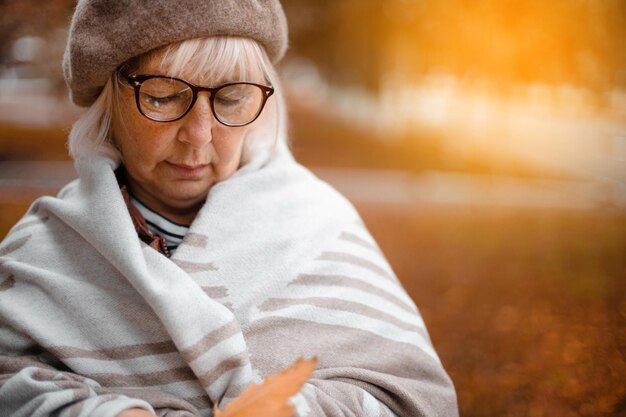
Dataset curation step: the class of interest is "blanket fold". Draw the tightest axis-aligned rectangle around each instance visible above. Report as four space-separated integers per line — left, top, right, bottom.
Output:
0 155 458 417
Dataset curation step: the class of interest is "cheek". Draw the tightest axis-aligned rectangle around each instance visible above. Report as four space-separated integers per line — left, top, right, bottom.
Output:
116 115 173 170
213 129 246 173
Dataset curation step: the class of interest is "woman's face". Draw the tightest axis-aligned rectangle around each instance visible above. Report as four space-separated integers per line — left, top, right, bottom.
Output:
112 55 251 223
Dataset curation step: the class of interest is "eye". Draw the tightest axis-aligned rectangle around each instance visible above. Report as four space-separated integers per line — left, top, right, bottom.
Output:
216 94 245 106
140 93 184 108
216 86 250 105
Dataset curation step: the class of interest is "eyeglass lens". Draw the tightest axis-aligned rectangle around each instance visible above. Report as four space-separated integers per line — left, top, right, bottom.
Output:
138 78 265 125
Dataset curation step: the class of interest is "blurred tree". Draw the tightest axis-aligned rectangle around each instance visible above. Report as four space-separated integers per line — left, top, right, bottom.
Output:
0 0 73 91
0 0 73 53
282 0 626 91
282 0 388 92
394 0 626 89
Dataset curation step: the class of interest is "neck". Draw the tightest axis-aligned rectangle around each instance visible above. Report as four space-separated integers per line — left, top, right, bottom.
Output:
117 168 200 225
130 187 201 225
132 194 200 226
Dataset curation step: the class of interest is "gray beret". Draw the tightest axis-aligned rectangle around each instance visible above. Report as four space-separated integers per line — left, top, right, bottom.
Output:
63 0 288 107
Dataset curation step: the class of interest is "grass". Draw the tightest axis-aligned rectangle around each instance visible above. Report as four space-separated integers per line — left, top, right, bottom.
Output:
358 204 626 417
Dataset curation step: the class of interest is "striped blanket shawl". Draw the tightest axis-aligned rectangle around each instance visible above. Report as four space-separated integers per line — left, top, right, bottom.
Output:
0 154 458 417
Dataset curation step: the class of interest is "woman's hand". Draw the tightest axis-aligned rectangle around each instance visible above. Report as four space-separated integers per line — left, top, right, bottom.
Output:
116 408 158 417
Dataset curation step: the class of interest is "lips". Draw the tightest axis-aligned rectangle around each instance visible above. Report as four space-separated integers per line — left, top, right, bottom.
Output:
165 161 210 178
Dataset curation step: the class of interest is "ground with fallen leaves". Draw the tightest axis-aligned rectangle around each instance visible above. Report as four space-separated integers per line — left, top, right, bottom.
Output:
358 203 626 417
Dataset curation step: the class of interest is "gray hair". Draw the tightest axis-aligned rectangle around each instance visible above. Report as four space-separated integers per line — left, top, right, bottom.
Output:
68 36 289 169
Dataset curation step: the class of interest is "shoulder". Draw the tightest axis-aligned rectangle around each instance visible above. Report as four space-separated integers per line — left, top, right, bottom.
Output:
0 178 83 262
227 158 360 220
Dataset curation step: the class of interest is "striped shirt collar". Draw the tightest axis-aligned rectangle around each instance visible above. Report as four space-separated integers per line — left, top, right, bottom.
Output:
130 196 190 254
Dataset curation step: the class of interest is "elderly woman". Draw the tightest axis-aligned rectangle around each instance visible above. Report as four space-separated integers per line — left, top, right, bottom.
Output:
0 1 458 417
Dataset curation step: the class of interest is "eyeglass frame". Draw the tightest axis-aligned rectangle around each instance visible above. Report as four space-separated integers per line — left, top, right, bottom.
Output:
117 68 275 127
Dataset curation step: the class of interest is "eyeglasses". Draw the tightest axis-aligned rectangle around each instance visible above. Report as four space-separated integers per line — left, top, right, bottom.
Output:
119 70 274 127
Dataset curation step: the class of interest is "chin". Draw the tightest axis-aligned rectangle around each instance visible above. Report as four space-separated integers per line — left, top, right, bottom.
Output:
164 183 211 205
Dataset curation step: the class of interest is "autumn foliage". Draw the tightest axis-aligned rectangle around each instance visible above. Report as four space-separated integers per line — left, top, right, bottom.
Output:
215 358 317 417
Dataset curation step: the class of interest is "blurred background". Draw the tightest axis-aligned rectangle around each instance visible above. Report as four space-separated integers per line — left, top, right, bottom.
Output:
1 0 625 416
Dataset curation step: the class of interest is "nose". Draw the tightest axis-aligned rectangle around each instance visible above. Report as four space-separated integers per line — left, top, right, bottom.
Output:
177 93 217 148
